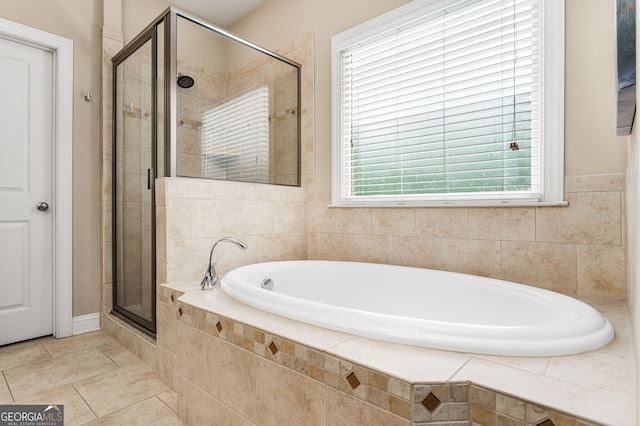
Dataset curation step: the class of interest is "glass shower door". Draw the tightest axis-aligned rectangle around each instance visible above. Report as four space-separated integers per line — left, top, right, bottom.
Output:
113 35 156 333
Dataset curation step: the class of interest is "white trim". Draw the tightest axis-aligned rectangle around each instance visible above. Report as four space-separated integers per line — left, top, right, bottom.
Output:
72 313 101 335
540 0 565 203
0 18 73 338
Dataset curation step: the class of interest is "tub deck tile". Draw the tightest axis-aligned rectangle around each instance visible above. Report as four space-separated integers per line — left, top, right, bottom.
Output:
166 282 636 426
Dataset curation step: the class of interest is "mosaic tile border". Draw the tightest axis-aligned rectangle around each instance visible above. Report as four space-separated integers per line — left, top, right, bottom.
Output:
160 286 605 426
171 293 412 420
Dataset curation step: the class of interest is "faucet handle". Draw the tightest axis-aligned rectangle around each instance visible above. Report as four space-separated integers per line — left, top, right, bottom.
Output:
201 272 213 290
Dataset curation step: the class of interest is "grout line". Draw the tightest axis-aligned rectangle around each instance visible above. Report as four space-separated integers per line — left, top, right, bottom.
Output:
2 371 16 402
446 356 473 382
71 382 100 422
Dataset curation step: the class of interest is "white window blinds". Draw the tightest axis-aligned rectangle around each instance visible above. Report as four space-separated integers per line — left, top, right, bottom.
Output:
201 86 270 183
335 0 545 205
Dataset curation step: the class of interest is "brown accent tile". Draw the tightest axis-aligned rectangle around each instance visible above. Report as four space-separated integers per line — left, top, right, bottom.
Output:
537 420 555 426
346 371 361 389
215 321 223 333
268 341 278 356
422 392 442 413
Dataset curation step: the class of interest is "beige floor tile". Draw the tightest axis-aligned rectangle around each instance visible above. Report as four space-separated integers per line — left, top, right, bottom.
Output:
97 341 140 367
0 339 52 371
12 384 97 425
74 362 171 417
4 347 118 400
40 331 115 357
84 396 185 425
0 374 13 404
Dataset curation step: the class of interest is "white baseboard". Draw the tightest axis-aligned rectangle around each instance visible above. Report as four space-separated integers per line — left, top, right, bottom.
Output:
72 313 101 335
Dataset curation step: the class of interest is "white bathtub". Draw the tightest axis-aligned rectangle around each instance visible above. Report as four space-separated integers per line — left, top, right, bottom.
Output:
220 261 614 356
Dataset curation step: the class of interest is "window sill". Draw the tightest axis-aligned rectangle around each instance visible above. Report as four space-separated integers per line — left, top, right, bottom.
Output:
328 200 569 208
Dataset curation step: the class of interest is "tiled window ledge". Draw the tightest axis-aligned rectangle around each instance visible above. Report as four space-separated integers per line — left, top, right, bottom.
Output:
160 282 635 426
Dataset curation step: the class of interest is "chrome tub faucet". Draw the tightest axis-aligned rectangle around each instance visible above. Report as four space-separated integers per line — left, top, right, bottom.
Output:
201 237 248 290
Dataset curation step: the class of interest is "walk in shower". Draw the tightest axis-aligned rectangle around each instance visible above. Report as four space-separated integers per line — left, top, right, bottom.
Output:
111 7 301 334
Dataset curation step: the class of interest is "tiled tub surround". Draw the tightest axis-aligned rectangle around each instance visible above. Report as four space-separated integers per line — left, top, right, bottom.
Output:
308 174 627 302
158 282 635 426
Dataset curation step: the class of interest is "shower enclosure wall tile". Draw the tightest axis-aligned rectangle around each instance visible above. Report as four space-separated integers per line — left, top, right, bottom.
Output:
190 199 239 237
166 198 191 240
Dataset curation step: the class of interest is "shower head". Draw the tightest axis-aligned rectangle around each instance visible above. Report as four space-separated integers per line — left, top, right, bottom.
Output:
177 73 194 89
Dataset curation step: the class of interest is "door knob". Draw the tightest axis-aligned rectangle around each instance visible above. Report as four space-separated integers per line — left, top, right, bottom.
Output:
36 202 49 212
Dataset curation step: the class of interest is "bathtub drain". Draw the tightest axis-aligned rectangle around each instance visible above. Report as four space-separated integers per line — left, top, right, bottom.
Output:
260 278 274 290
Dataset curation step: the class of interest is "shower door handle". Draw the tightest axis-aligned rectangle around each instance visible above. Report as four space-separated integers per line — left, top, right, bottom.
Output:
147 168 154 190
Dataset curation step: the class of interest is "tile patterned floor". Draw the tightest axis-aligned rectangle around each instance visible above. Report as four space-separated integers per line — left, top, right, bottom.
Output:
0 331 184 425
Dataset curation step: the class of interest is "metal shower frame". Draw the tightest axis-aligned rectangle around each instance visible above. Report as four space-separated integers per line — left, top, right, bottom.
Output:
111 6 302 334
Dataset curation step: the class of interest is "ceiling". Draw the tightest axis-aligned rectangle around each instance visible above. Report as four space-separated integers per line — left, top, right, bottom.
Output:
169 0 268 27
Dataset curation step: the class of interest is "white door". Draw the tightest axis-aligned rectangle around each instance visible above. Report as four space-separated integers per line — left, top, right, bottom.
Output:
0 36 54 345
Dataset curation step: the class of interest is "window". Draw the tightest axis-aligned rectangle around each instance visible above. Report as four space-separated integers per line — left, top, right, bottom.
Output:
331 0 565 207
201 86 270 183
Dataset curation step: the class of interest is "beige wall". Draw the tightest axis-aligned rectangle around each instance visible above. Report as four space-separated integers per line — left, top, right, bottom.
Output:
0 0 103 316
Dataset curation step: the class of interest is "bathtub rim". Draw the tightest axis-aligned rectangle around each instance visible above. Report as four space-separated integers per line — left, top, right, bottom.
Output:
220 260 614 357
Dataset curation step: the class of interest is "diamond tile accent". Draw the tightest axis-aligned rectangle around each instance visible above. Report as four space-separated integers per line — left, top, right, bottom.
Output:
421 392 441 413
215 321 223 333
178 307 183 317
346 371 360 390
537 420 555 426
268 341 278 356
170 293 175 303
